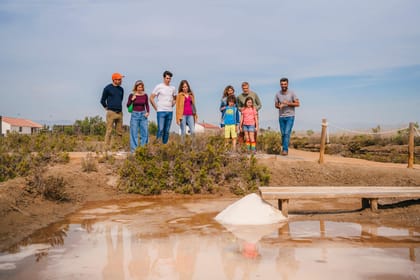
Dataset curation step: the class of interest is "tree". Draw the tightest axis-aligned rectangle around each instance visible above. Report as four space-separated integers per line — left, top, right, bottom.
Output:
371 125 381 134
74 115 106 136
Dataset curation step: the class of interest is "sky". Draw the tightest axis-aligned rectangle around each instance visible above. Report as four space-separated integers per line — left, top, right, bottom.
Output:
0 0 419 133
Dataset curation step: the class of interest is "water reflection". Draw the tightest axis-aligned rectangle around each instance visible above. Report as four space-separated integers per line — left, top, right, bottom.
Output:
103 224 125 280
0 199 419 280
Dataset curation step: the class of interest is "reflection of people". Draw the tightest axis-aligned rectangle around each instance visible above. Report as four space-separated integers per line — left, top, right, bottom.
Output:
127 80 150 153
220 85 235 128
176 80 198 143
175 235 199 280
100 72 124 150
220 233 260 280
150 70 177 144
240 240 259 259
128 236 152 279
150 237 177 279
102 224 125 280
240 97 259 153
274 77 300 156
222 95 240 151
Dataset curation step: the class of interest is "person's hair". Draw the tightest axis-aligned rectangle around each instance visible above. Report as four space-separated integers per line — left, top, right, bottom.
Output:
163 70 173 78
280 77 289 83
178 80 192 95
132 80 144 92
227 95 236 104
241 81 249 87
245 96 254 107
223 85 235 98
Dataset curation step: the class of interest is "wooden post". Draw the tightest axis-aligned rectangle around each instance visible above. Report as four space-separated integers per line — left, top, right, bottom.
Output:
319 118 327 164
408 122 415 168
370 198 378 212
278 199 289 217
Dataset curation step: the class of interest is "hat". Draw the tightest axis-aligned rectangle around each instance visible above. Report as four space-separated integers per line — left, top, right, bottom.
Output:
135 80 144 86
112 73 124 80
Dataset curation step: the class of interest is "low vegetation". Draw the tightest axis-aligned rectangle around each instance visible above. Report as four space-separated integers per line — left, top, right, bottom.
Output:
1 117 418 198
119 136 269 195
25 165 69 201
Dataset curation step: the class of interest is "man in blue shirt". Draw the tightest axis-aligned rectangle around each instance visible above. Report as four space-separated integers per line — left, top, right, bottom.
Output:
101 72 124 150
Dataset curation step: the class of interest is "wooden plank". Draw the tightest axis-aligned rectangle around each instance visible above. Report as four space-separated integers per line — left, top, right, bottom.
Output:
259 186 420 199
259 186 420 215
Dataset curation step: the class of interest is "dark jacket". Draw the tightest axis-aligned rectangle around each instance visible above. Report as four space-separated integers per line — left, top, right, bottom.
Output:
100 84 124 112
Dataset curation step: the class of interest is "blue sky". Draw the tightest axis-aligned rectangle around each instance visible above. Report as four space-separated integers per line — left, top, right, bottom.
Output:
0 0 419 132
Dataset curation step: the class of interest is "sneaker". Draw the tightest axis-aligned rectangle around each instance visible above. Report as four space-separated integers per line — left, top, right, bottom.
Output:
281 151 288 156
116 150 127 156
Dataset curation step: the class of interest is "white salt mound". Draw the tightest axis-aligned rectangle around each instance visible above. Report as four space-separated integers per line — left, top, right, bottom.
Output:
215 193 287 225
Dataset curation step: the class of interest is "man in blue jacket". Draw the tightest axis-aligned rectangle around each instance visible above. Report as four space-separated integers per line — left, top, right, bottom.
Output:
101 72 124 149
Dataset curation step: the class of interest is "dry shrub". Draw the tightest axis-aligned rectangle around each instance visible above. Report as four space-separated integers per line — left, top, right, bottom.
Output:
81 153 98 173
26 166 69 201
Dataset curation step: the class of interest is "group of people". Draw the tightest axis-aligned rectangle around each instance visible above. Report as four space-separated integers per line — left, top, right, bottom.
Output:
219 82 262 153
100 71 197 153
100 71 300 155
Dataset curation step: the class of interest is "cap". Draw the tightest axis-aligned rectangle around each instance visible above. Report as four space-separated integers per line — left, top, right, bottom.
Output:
112 73 124 80
135 80 144 86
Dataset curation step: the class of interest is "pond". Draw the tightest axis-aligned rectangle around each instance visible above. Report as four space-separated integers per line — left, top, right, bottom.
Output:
0 197 419 279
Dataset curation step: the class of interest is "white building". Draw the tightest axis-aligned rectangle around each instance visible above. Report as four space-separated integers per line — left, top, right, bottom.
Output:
1 116 43 135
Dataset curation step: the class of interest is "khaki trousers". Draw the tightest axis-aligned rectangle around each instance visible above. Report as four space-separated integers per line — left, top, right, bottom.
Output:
105 110 123 147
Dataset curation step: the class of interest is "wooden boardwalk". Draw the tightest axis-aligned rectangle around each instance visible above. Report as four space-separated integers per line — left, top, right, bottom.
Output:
259 186 420 217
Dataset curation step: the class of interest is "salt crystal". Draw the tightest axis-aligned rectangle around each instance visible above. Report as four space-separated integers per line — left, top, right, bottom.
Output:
215 193 287 225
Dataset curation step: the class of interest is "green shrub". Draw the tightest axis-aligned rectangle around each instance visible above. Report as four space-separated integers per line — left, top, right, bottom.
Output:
257 131 282 154
119 135 270 195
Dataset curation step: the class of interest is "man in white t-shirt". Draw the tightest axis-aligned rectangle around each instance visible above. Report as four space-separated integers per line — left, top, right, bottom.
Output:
150 70 177 144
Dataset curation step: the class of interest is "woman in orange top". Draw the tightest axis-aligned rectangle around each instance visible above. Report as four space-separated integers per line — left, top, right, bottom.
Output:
175 80 198 142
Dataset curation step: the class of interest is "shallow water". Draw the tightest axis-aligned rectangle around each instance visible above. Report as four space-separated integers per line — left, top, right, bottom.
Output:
0 198 419 280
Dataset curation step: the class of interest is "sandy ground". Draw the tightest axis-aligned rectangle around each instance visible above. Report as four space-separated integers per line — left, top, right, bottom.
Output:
0 149 419 252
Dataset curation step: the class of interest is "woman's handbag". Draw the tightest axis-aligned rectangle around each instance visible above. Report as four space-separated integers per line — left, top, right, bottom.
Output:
127 103 134 113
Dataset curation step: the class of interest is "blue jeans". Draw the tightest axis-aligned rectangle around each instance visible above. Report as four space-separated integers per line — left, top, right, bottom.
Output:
130 111 148 152
180 115 195 142
279 116 295 152
157 111 173 144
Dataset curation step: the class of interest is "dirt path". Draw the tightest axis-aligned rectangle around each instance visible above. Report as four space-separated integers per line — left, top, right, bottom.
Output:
258 148 420 169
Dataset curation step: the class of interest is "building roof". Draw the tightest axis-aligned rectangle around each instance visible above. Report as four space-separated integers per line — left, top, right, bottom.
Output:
197 121 220 130
2 116 43 128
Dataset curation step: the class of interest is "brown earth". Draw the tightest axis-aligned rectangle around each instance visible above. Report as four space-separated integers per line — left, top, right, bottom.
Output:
1 149 419 252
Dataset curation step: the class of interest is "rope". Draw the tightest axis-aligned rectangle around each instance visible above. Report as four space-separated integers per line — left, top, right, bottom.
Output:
327 122 409 135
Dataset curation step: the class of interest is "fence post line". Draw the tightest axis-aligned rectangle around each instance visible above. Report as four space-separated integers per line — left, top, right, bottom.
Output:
319 118 327 164
408 122 415 168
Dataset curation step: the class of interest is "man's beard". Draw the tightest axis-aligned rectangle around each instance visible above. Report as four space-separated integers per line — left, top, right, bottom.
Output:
281 86 288 91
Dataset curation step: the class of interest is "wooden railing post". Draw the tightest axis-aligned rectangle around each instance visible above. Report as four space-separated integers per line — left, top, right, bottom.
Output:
319 118 327 164
408 122 415 168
